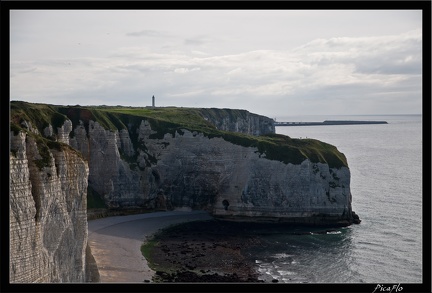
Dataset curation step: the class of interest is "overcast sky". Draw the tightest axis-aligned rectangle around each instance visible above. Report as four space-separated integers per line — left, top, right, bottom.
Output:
10 10 422 119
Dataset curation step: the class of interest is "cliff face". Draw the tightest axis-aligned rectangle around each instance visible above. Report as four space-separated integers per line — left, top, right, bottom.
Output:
128 123 353 225
11 102 352 224
9 102 357 281
9 129 94 283
197 108 275 136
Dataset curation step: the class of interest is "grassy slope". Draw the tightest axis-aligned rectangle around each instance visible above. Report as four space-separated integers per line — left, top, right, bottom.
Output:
10 101 348 168
10 101 84 170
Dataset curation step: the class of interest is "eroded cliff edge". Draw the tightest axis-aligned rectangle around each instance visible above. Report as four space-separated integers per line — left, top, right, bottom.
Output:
9 128 99 282
9 101 359 282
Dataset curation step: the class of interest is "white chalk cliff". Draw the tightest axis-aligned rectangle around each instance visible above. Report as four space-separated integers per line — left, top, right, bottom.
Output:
9 130 97 282
9 102 358 283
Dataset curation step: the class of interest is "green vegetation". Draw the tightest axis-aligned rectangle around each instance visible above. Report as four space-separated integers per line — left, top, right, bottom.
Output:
10 101 68 135
30 135 83 170
33 136 52 170
10 101 348 168
141 239 158 271
10 123 22 136
9 102 85 169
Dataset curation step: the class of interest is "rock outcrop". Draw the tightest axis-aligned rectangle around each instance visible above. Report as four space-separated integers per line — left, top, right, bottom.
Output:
9 128 97 282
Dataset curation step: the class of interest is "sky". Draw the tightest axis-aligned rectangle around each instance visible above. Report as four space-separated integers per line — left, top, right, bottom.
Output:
10 10 423 119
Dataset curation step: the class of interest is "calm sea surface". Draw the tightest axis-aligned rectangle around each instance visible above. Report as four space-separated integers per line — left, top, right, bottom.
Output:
246 115 423 283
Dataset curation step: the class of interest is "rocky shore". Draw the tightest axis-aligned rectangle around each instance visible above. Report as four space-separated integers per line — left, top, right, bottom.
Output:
145 219 267 283
144 218 353 283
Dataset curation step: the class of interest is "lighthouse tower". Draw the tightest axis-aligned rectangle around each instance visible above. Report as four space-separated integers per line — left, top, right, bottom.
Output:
152 95 155 107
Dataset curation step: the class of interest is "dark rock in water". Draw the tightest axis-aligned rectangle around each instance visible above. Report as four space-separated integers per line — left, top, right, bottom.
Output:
293 231 312 235
315 230 327 235
164 271 260 282
352 211 361 224
272 279 279 283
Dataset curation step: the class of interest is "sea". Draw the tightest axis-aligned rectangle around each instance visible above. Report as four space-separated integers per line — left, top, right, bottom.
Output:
245 114 423 284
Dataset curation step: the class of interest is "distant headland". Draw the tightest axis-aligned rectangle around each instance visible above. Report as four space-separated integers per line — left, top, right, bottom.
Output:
274 120 388 126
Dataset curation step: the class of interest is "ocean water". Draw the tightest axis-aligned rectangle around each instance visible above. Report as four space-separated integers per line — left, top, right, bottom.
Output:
247 115 423 283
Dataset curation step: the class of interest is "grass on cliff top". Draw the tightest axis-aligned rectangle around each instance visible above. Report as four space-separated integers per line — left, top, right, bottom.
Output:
10 101 69 135
97 107 219 132
10 103 85 169
10 102 348 168
219 132 348 168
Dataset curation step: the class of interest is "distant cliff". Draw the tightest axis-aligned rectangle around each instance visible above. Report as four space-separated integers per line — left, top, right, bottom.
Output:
198 108 275 135
9 101 358 281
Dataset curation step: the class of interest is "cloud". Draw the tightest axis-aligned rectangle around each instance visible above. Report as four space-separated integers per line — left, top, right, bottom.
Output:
10 28 422 116
295 29 422 76
184 35 215 46
174 67 201 74
126 29 166 37
184 38 205 46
